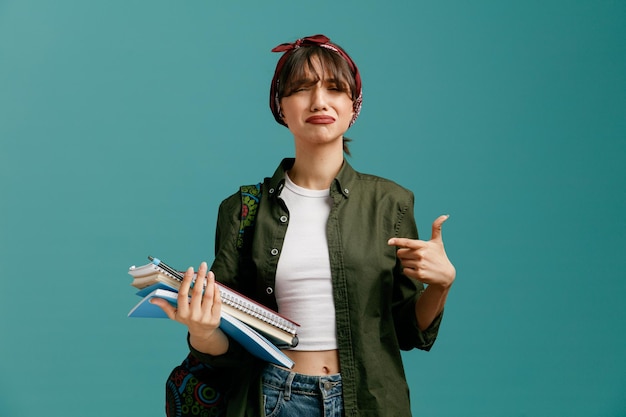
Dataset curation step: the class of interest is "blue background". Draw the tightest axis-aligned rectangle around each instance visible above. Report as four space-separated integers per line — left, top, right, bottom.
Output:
1 1 625 416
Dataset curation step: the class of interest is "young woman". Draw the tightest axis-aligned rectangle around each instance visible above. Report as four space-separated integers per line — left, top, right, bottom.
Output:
153 34 456 417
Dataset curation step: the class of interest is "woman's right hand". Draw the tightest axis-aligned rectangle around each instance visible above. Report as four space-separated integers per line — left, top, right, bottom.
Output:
150 261 229 355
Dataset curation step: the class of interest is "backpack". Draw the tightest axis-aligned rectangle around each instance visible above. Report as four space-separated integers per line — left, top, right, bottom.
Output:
165 183 262 417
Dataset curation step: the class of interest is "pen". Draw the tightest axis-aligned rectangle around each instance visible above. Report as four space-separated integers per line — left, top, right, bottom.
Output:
148 256 184 281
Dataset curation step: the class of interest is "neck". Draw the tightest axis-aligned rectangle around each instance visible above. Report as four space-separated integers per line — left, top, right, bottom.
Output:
290 142 344 190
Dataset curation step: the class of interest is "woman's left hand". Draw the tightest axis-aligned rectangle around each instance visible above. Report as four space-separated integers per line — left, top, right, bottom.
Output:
388 215 456 289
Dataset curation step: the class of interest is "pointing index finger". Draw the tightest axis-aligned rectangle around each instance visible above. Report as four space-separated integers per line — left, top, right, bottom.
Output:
387 237 427 249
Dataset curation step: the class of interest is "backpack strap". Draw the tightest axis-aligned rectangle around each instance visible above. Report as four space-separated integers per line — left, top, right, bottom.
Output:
165 183 263 417
237 183 262 250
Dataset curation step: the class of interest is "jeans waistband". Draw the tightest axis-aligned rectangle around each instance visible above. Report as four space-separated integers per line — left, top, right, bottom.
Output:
262 363 342 400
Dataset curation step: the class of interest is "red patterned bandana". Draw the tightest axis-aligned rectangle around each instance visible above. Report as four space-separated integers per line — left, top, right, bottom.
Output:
270 34 363 127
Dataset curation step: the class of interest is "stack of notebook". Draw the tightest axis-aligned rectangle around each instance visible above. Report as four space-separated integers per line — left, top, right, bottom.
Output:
127 256 299 368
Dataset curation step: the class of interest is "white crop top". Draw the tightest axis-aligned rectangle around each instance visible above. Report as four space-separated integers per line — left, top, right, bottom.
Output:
275 174 338 351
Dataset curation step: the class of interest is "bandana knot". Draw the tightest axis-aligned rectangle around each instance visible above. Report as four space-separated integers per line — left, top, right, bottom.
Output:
271 34 332 53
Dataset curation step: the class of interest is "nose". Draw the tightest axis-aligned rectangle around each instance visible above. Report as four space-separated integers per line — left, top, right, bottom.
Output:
310 85 328 112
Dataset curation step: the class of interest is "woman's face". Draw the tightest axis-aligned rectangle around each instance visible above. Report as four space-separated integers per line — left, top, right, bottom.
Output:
279 56 354 148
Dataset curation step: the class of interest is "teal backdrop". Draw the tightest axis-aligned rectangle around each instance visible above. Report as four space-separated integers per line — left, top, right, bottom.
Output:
1 1 625 416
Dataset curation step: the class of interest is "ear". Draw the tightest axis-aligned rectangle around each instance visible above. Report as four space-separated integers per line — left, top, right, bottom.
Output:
277 101 286 120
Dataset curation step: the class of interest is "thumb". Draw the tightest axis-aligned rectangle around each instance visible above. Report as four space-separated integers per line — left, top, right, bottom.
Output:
431 214 450 241
149 297 177 320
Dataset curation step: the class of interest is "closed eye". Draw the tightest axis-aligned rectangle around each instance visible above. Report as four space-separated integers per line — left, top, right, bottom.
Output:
325 79 349 93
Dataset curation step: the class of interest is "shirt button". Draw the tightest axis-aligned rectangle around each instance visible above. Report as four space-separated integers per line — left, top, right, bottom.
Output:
279 215 288 223
270 248 279 256
266 287 273 295
269 188 275 194
344 188 349 194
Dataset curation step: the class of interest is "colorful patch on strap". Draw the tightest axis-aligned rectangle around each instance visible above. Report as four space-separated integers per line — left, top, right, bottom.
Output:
165 354 226 416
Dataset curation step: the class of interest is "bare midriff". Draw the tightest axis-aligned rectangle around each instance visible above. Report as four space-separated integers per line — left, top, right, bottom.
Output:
281 349 340 375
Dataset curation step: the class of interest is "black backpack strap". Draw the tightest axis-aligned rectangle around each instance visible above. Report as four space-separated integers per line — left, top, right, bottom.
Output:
237 183 262 250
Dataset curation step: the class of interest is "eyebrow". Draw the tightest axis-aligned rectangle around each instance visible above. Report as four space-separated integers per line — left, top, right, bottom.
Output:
290 77 344 88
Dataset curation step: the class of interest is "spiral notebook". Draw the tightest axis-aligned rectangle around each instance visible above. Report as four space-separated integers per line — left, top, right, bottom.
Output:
128 256 299 348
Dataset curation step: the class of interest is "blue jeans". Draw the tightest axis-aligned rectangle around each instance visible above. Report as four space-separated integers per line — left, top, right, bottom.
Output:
261 363 344 417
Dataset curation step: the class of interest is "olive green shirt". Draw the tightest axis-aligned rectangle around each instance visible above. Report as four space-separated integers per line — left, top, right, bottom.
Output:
190 158 443 416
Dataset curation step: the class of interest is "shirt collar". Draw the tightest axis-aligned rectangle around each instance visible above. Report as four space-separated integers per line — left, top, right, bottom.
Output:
267 158 357 199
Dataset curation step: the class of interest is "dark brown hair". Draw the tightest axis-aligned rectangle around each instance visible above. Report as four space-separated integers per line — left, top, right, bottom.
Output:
276 46 358 102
